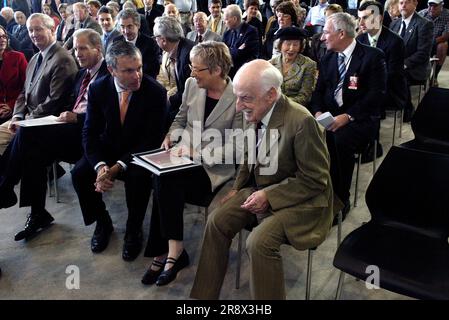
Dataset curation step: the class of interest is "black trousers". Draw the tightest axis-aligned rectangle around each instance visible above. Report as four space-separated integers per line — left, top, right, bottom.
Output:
0 123 83 211
144 166 212 257
326 119 377 203
71 157 153 233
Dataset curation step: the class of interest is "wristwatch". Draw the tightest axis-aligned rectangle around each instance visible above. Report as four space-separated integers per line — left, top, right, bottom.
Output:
347 114 355 122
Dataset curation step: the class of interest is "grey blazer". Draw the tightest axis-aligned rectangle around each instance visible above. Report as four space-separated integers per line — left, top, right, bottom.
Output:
390 12 434 82
13 43 78 119
186 29 222 43
102 29 122 53
167 76 242 191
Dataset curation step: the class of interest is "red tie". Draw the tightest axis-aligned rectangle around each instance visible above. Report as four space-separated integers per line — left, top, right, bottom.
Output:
72 71 91 113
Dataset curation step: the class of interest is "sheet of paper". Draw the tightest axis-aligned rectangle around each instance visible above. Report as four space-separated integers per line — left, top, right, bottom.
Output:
15 115 66 127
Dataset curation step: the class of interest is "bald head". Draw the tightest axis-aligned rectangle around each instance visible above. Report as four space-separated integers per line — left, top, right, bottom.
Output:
193 11 208 34
234 60 283 123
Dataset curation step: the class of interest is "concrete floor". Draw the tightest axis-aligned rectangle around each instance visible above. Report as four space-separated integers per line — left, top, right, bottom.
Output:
0 61 448 300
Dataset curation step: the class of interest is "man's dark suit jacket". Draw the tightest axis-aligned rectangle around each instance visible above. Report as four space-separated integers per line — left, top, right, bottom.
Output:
168 37 195 119
223 22 259 78
138 5 164 36
357 27 408 111
56 19 75 44
114 34 160 79
82 74 167 168
310 41 387 120
390 12 434 82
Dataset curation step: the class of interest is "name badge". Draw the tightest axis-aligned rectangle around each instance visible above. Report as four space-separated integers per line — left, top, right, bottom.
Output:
348 75 358 90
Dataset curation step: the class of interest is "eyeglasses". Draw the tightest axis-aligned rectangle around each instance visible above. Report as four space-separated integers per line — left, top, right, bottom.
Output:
0 35 8 40
189 64 209 73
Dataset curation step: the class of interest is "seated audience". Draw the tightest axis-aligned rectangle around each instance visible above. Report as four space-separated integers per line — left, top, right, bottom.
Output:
0 29 108 241
164 3 191 36
223 5 259 78
190 59 334 300
122 0 152 36
418 0 449 86
0 13 78 155
87 0 101 21
138 0 164 37
207 0 228 37
56 4 75 45
269 27 317 107
384 0 401 26
0 26 27 125
390 0 434 121
186 12 221 44
243 0 263 53
307 4 343 65
309 13 387 221
153 15 195 122
304 0 328 34
71 41 167 261
98 6 121 53
142 41 242 287
263 1 297 59
12 11 35 60
1 7 18 34
64 2 102 50
114 9 160 79
43 3 61 28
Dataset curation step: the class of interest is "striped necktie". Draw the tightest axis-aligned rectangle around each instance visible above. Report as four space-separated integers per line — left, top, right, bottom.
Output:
334 52 346 106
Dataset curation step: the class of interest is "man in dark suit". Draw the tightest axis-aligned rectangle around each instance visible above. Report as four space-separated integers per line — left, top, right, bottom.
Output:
12 11 35 60
0 29 107 241
186 12 222 43
114 9 160 79
357 0 408 160
71 41 167 261
64 2 103 50
98 6 121 53
309 12 387 219
137 0 163 37
390 0 434 120
153 15 195 123
0 13 78 154
222 4 259 78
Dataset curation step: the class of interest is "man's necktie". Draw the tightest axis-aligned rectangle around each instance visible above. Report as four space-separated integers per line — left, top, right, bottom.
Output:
400 20 406 38
31 53 43 84
230 30 237 48
334 52 346 105
211 19 218 33
72 71 91 113
198 34 203 43
120 90 131 125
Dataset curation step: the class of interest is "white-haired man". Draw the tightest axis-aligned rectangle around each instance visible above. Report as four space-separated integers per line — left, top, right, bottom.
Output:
191 59 334 300
0 13 78 155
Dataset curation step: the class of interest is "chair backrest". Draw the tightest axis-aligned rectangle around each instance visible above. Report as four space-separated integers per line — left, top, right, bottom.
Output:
412 87 449 147
365 145 449 240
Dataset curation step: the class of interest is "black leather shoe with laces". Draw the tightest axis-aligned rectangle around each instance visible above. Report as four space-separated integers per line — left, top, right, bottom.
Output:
91 215 113 253
14 210 54 241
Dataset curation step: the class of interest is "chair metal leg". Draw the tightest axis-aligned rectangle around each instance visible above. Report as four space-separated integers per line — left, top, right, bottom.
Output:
306 249 313 300
52 162 59 203
392 110 397 146
47 167 53 197
235 230 243 289
335 271 346 300
399 110 403 138
337 210 342 247
354 154 361 207
373 140 377 173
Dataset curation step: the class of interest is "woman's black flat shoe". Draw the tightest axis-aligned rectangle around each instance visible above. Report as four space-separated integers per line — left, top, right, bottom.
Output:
156 250 189 286
141 259 165 285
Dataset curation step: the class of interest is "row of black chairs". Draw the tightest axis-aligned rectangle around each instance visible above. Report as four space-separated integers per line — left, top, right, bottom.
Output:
333 87 449 300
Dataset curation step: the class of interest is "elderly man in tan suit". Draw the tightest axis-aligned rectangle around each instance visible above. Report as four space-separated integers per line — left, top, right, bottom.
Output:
190 59 334 300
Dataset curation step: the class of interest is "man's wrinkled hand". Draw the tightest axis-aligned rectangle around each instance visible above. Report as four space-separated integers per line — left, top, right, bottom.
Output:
328 114 350 132
241 190 269 214
58 111 78 123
